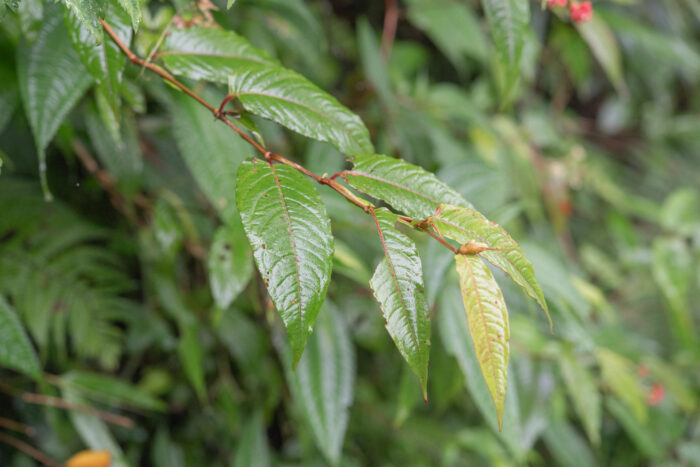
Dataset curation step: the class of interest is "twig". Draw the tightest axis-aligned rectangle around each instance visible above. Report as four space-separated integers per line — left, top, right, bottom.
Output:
0 417 34 436
21 393 134 428
0 432 61 467
99 19 462 255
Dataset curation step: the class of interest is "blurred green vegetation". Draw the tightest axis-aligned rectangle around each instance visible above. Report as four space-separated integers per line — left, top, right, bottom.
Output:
1 0 699 465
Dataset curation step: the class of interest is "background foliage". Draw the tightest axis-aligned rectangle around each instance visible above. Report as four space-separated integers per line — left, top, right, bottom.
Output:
1 0 700 465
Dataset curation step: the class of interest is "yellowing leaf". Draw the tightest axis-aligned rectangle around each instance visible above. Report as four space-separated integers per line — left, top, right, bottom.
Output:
455 254 509 430
66 450 111 467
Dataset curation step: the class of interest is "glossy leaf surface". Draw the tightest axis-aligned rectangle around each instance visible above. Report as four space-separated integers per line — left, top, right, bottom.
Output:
116 0 141 29
17 4 93 199
286 304 355 464
455 254 509 430
229 64 373 154
343 154 471 219
160 26 278 84
0 295 41 379
369 208 430 397
236 158 333 365
430 204 550 328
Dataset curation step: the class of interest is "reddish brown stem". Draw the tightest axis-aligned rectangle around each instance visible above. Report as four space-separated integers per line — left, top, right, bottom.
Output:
99 19 460 254
381 0 399 59
0 433 61 467
21 393 134 428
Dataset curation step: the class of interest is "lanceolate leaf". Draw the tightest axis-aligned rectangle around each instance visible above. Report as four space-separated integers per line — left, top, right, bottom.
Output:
342 154 471 219
236 159 334 365
369 208 430 397
65 1 132 125
234 412 271 467
229 64 374 155
286 304 355 465
159 27 278 84
455 254 509 431
430 204 551 329
62 0 104 41
17 4 93 199
208 218 254 310
558 346 601 445
0 295 41 380
480 0 529 93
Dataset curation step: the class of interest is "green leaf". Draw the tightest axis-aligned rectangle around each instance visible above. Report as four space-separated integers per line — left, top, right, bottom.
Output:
234 412 271 467
454 254 509 431
178 321 207 403
227 0 236 9
117 0 141 30
59 370 167 412
17 3 93 200
652 237 695 348
208 218 253 310
236 158 334 365
557 346 601 445
437 286 523 457
430 204 550 328
171 90 253 224
405 0 487 69
0 295 41 380
368 208 430 398
542 420 596 467
160 26 278 84
63 389 130 467
64 1 132 127
480 0 529 95
229 64 373 154
576 14 626 95
342 154 471 219
596 348 647 422
61 0 104 41
285 303 355 465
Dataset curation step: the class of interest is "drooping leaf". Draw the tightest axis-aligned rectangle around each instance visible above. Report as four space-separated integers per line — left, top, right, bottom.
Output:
576 14 626 95
437 286 523 458
0 295 41 380
171 90 253 223
59 370 167 412
17 3 93 199
64 1 132 128
480 0 529 95
178 321 207 403
159 26 278 84
116 0 141 30
405 0 487 69
229 64 374 154
208 218 253 310
236 158 334 365
557 346 601 445
368 208 430 397
429 204 551 329
61 0 104 41
285 303 355 465
454 254 509 430
234 412 271 467
342 154 471 219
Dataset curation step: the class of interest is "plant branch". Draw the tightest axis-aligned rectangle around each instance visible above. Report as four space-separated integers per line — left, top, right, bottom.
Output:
99 19 460 254
381 0 399 59
21 392 134 428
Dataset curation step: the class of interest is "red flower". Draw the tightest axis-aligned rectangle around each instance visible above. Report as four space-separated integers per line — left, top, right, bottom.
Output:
569 1 593 23
646 383 665 406
548 0 567 7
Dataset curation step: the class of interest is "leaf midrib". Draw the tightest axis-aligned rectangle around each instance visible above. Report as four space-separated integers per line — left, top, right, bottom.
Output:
344 171 441 206
372 212 422 369
269 163 304 345
157 50 274 67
